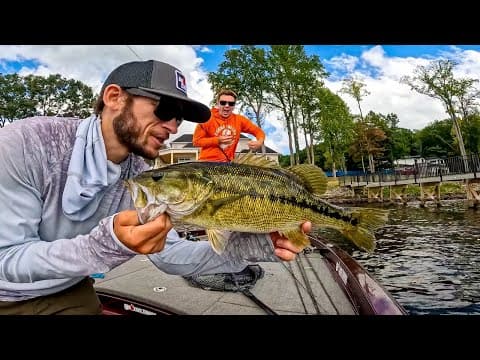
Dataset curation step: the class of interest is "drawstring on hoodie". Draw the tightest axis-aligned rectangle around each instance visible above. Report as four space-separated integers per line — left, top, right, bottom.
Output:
218 146 232 162
199 118 233 162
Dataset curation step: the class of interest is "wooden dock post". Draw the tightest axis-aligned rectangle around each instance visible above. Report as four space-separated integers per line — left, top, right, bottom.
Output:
367 186 384 203
389 185 408 205
419 182 441 207
352 186 365 200
465 179 480 209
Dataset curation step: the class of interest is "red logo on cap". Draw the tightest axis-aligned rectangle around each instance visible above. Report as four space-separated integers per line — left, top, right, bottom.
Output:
175 70 187 93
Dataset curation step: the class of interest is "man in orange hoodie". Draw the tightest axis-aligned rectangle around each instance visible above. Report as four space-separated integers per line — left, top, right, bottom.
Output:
193 89 265 162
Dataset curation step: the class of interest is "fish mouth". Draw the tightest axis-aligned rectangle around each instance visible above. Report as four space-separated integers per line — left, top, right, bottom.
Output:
137 203 168 224
137 198 202 223
127 166 217 224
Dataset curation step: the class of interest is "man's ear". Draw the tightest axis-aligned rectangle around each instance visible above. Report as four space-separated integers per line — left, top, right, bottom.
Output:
103 84 126 111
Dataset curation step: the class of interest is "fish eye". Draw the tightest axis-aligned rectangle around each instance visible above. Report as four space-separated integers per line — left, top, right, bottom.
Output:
151 173 164 182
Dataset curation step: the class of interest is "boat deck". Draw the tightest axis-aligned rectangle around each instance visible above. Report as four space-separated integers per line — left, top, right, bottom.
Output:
94 250 356 315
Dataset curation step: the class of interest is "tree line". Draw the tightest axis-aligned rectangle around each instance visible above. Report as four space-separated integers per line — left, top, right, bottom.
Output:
0 73 95 128
2 48 480 175
208 46 480 175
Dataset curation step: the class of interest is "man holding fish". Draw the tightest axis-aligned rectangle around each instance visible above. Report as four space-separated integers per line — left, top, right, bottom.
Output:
0 60 311 314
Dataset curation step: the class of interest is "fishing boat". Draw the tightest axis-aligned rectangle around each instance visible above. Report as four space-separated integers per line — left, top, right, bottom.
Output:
94 232 406 315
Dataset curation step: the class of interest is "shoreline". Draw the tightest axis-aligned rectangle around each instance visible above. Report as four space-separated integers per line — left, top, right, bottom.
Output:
322 185 468 205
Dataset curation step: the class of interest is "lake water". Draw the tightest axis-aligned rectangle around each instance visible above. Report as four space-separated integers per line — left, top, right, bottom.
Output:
339 200 480 315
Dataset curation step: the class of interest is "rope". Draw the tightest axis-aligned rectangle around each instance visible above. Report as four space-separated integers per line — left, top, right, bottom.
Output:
241 289 278 315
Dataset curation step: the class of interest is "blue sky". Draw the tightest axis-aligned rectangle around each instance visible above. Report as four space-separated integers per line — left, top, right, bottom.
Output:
199 45 480 72
2 45 480 154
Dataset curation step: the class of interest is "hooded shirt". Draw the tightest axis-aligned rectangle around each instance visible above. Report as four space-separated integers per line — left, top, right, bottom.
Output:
192 107 265 162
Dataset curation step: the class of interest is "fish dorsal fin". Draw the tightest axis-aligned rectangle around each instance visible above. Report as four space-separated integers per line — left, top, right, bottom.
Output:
206 229 232 254
233 151 280 169
287 164 328 196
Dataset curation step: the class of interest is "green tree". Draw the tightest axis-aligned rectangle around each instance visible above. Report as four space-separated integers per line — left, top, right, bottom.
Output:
340 76 371 172
455 81 480 154
415 119 455 158
348 113 386 172
364 111 408 169
382 113 419 161
0 74 37 127
392 127 417 160
314 87 354 177
24 74 95 118
60 79 96 118
401 59 478 159
264 45 328 165
298 81 323 164
461 112 480 153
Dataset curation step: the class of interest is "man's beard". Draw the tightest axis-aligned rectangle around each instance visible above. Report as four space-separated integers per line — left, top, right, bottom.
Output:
112 100 158 160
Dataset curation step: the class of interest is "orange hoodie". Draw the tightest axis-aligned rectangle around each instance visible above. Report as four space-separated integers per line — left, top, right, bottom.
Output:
192 107 265 162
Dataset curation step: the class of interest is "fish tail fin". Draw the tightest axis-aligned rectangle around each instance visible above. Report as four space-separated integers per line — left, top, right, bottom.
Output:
341 208 389 252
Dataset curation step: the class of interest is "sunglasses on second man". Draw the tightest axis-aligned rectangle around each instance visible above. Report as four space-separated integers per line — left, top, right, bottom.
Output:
219 100 236 107
154 96 184 127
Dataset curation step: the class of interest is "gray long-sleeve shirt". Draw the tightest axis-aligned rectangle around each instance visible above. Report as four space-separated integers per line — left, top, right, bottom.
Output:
0 116 259 301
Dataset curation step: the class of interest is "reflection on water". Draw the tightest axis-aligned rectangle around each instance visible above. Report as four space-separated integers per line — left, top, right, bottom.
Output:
324 200 480 315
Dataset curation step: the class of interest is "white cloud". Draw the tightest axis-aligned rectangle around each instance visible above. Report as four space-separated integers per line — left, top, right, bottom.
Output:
196 46 213 53
0 45 214 147
261 109 293 154
324 45 480 130
325 53 359 74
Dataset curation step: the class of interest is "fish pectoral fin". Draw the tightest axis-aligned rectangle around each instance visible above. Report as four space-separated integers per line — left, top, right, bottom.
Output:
206 229 232 254
282 229 311 249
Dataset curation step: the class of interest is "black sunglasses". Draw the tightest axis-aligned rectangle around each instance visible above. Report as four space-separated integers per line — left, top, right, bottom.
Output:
154 96 184 126
219 100 236 106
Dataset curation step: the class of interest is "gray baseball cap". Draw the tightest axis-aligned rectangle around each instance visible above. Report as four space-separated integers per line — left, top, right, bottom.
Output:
101 60 210 123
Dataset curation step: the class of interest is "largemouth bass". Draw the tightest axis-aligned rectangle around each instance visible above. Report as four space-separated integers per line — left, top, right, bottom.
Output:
126 153 388 253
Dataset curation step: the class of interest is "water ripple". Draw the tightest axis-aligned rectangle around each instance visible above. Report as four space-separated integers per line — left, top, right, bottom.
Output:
325 200 480 315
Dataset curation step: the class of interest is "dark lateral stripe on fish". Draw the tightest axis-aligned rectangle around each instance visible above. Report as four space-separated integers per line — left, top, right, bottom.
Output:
274 195 359 226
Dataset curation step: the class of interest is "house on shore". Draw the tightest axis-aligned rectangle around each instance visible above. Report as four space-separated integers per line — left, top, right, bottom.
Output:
155 134 280 165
